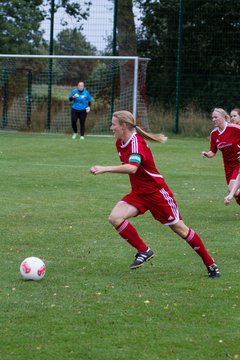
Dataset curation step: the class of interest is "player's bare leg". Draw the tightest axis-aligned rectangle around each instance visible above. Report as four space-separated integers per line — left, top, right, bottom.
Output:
228 179 240 205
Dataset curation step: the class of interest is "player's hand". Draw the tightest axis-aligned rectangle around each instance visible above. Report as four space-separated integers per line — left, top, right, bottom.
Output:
90 166 105 175
224 195 232 205
73 94 79 99
201 151 208 158
86 106 90 113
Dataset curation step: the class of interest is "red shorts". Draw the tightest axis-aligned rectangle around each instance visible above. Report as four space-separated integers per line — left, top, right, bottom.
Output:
224 163 240 184
120 184 182 225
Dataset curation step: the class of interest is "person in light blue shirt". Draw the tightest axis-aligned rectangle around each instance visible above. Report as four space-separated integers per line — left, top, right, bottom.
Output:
69 81 92 140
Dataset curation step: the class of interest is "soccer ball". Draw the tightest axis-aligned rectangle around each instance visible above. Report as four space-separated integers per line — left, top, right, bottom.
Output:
20 257 46 281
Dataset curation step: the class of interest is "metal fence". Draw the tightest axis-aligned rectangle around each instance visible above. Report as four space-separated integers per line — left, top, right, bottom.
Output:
1 0 240 135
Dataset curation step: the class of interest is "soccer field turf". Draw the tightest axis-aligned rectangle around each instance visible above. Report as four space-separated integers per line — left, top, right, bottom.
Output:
0 133 239 360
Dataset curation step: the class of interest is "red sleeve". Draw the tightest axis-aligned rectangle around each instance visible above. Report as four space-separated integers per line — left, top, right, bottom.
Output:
210 133 218 154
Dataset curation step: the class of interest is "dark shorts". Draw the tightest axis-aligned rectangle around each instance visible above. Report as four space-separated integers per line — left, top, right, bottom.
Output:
71 108 87 122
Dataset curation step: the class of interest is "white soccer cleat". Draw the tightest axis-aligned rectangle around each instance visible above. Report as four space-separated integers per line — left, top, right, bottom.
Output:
72 133 77 139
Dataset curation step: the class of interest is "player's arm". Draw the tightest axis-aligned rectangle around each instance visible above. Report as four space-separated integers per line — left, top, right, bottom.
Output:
90 153 142 175
69 91 78 101
85 92 92 112
202 133 217 158
90 163 138 175
87 91 92 105
201 150 215 158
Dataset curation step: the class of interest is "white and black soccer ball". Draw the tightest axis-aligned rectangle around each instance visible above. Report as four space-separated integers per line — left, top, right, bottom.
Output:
20 257 46 281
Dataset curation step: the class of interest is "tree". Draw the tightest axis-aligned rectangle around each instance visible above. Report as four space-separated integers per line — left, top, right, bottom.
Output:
42 0 91 28
0 0 92 54
54 28 96 56
53 29 97 84
105 1 138 115
136 0 240 110
117 0 138 56
0 0 45 54
117 1 138 109
105 1 149 127
0 0 94 112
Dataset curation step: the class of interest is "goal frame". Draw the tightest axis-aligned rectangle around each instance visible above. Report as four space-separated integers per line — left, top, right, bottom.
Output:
0 54 150 128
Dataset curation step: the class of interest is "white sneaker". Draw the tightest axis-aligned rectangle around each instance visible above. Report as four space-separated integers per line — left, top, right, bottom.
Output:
80 136 84 140
72 133 77 139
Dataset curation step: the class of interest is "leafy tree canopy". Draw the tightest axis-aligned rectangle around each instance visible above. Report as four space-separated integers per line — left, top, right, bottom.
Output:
135 0 240 108
54 28 96 56
52 29 97 84
0 0 45 53
0 0 92 54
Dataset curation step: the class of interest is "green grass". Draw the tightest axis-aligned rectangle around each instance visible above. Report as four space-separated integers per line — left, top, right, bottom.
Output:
0 133 239 360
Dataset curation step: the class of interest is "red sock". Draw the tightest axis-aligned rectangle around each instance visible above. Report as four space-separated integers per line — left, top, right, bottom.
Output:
116 220 148 252
184 228 214 267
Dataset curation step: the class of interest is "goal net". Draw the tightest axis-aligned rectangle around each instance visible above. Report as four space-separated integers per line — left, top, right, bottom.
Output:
0 55 150 135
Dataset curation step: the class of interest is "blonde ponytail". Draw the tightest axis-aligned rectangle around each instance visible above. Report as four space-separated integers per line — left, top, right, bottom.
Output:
113 110 167 144
135 125 167 143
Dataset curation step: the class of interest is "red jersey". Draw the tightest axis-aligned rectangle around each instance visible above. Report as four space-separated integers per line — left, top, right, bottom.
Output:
210 123 240 167
116 132 165 194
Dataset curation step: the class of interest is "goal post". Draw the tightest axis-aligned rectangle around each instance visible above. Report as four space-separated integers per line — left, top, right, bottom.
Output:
0 54 150 134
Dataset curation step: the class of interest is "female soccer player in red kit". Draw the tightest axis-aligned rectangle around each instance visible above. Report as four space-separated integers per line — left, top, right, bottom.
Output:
90 110 220 278
202 108 240 205
230 108 240 124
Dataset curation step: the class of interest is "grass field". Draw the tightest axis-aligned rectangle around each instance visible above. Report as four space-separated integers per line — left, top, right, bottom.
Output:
0 132 239 360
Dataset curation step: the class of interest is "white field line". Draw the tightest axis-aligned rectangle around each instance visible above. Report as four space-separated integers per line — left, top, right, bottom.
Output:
0 160 88 168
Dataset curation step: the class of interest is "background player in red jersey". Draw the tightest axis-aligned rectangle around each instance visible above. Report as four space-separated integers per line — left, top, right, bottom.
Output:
202 108 240 205
230 108 240 124
90 110 220 278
